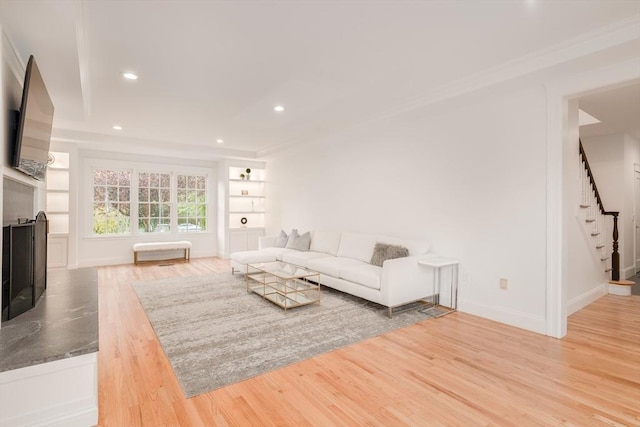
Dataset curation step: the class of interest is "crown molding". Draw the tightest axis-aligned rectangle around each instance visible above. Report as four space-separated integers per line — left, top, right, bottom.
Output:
391 14 640 117
51 128 258 161
1 29 26 84
258 14 640 158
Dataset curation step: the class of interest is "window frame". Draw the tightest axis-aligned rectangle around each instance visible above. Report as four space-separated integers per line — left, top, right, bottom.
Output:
176 173 208 234
137 171 173 234
90 167 133 237
84 159 213 239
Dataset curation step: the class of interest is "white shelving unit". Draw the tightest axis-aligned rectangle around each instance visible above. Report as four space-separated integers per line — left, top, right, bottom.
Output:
46 151 70 267
219 164 266 257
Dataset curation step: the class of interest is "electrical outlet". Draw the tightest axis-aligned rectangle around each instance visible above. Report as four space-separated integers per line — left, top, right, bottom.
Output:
500 278 508 290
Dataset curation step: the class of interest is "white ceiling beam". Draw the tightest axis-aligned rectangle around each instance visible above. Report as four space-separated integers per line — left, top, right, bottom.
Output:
73 0 91 118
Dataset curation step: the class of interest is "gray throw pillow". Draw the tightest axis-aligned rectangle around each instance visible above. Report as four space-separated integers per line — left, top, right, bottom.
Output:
370 242 409 267
274 230 288 247
285 229 299 249
286 230 311 252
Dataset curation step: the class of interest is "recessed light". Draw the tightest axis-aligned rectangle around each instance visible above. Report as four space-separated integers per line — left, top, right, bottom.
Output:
216 139 224 144
274 105 284 112
112 125 123 130
122 72 138 80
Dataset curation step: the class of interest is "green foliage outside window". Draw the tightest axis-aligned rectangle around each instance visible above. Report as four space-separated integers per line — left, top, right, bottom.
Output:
177 175 207 232
93 169 131 235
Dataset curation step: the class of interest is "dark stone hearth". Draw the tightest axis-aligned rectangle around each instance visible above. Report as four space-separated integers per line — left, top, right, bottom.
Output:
0 268 98 372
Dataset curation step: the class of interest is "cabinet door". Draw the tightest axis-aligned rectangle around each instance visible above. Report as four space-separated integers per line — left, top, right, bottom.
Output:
229 230 248 253
48 236 68 268
247 229 264 250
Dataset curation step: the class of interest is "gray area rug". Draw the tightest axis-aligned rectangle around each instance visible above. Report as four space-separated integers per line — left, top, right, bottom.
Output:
132 272 430 398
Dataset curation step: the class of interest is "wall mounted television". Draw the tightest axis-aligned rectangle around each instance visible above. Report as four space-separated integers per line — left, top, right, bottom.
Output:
12 55 55 181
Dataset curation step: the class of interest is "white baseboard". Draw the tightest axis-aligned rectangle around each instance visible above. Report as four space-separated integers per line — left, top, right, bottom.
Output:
457 299 547 335
567 284 606 315
77 250 218 268
0 352 98 427
623 265 636 279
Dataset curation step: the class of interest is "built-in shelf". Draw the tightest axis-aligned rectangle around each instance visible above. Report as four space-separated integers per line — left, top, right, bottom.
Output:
229 180 266 184
46 151 70 266
221 165 266 256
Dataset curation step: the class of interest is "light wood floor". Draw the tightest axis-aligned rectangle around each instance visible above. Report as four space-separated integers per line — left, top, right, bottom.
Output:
98 258 640 426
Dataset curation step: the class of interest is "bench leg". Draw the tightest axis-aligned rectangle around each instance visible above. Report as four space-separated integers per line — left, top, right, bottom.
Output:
185 248 190 262
134 252 138 265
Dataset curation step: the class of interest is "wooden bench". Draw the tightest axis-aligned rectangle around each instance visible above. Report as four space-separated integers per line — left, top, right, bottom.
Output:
133 241 192 265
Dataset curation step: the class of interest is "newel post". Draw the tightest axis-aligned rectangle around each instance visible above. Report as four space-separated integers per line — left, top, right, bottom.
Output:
610 212 620 281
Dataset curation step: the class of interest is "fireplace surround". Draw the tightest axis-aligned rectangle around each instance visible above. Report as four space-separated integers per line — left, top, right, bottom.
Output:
2 212 48 321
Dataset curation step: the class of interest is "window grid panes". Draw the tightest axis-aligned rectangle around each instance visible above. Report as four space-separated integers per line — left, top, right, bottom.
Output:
138 172 171 233
177 174 207 232
92 169 131 235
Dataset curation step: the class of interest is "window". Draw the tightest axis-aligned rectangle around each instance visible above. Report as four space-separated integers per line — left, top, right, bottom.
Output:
88 161 211 237
177 174 207 232
138 172 171 233
92 169 131 234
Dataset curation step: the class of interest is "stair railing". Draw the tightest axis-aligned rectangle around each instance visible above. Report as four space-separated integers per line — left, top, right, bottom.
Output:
579 140 620 281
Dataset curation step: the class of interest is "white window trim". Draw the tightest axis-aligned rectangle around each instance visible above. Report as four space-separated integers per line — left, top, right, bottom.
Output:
83 158 214 239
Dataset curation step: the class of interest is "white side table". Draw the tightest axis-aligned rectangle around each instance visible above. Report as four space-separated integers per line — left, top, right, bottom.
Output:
418 256 459 316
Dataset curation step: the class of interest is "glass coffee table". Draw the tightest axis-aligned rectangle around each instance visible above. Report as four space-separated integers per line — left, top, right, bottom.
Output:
246 261 321 312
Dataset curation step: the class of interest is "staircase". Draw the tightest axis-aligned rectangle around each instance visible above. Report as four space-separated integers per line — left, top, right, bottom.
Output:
579 141 635 292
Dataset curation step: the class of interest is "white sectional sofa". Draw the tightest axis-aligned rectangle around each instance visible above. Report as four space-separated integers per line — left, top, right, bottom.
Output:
230 230 437 316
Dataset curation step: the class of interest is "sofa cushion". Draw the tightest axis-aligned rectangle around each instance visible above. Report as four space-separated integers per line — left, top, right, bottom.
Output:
336 232 377 263
230 250 276 265
307 257 364 278
310 231 342 256
339 264 382 290
261 247 293 260
370 242 409 267
282 251 332 268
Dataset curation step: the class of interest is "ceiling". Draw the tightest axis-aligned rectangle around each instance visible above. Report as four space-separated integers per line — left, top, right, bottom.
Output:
0 0 639 159
579 80 640 140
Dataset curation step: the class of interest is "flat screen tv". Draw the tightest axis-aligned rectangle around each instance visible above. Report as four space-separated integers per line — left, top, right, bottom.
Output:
12 55 54 181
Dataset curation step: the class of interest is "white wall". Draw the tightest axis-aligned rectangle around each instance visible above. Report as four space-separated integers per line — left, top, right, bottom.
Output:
566 100 607 313
75 150 219 267
624 134 640 276
266 86 549 333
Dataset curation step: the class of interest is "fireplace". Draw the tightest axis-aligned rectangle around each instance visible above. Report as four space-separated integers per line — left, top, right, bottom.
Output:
2 212 48 321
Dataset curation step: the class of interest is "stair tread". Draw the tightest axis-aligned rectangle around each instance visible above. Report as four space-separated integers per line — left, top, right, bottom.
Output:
609 280 635 286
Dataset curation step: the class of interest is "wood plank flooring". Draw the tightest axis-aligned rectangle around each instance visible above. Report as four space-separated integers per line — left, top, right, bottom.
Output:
97 258 640 426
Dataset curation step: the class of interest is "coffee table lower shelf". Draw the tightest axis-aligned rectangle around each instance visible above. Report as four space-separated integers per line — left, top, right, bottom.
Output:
246 262 321 312
248 282 320 310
